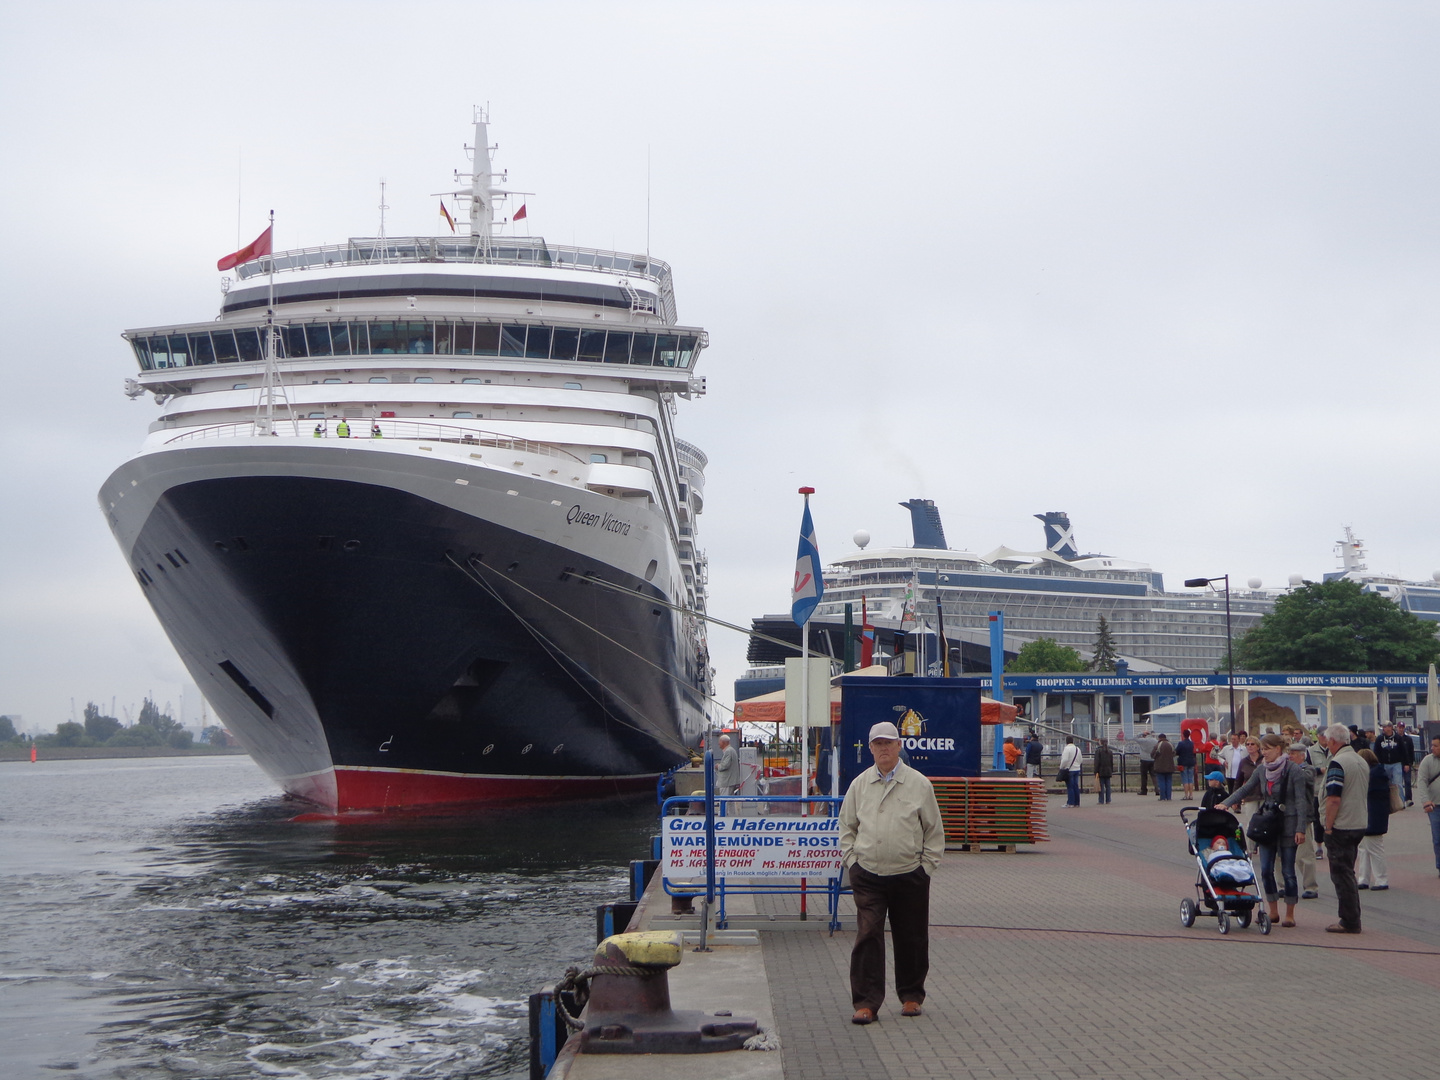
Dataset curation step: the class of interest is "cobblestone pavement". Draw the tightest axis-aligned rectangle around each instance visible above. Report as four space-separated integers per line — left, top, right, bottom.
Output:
753 793 1440 1080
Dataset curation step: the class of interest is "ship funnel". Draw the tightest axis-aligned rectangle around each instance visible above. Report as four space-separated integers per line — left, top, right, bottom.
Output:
900 499 947 549
1035 511 1078 560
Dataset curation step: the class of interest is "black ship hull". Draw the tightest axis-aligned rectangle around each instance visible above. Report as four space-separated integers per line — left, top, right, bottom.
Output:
119 468 699 811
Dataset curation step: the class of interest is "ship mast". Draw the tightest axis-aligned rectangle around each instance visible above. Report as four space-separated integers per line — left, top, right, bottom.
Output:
470 108 495 257
253 209 296 436
1337 526 1368 575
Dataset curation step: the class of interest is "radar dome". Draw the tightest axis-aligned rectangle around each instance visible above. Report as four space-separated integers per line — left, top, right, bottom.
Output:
1288 574 1304 588
1433 570 1440 582
1247 577 1262 590
853 530 871 550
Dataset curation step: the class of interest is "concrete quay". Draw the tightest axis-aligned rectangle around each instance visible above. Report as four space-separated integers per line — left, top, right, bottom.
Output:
572 791 1439 1080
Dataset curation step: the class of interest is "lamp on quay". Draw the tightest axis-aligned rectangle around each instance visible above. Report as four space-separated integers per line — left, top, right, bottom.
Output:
1184 574 1236 735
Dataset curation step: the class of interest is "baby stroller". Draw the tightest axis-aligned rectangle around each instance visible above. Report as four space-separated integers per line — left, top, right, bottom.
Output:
1179 807 1271 935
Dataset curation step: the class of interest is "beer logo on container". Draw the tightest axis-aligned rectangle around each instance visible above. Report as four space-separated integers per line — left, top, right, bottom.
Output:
891 705 954 752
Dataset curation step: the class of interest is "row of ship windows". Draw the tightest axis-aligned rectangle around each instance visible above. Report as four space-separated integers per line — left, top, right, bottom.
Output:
133 322 700 372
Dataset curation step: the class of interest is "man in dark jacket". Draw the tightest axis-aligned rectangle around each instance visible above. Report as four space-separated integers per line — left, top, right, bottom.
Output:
1374 722 1407 808
1093 739 1115 805
1396 722 1417 806
1024 733 1043 779
1152 734 1177 801
1176 731 1198 801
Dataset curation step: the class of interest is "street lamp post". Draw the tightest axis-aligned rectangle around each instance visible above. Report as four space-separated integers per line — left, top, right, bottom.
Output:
1184 574 1235 735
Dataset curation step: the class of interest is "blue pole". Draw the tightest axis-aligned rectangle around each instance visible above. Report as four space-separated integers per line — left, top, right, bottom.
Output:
704 747 716 906
989 611 1006 770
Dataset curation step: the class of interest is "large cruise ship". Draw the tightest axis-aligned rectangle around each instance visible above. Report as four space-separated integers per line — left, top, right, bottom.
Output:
100 113 713 811
741 500 1276 683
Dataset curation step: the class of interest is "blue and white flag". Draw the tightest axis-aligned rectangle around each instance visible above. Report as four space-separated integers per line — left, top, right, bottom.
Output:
791 498 823 626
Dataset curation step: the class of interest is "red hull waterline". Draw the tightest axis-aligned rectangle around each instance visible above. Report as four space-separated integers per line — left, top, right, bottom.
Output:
283 765 657 814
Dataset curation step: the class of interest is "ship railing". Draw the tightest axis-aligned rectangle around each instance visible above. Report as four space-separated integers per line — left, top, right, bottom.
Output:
233 236 667 283
164 419 584 462
229 237 678 324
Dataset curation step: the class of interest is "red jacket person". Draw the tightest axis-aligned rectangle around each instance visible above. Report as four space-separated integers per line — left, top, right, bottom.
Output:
838 721 944 1024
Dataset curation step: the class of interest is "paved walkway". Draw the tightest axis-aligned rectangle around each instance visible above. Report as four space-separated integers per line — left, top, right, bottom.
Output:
743 792 1440 1080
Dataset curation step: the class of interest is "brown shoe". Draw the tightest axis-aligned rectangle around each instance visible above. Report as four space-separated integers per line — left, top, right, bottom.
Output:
851 1008 876 1025
901 1001 923 1017
1325 923 1361 934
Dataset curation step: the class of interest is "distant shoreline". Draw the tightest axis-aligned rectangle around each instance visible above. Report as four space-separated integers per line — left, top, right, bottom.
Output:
0 745 251 762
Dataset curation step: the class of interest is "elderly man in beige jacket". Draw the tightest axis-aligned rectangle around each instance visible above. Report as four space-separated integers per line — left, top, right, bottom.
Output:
838 721 944 1025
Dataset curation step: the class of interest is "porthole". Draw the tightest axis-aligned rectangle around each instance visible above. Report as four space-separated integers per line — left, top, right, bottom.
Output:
644 559 658 582
343 540 361 552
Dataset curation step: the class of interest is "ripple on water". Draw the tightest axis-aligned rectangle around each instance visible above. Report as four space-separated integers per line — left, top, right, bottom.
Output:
0 758 657 1078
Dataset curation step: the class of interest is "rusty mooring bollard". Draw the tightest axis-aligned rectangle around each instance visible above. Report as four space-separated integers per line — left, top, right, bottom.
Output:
573 931 758 1054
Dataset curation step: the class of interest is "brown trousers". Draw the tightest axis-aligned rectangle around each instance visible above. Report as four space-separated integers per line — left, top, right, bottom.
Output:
849 864 931 1011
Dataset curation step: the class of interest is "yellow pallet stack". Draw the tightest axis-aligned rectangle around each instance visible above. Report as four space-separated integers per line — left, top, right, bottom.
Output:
931 777 1048 850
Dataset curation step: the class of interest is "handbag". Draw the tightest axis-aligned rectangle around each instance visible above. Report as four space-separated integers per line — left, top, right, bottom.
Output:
1389 784 1404 813
1056 768 1071 783
1247 801 1284 845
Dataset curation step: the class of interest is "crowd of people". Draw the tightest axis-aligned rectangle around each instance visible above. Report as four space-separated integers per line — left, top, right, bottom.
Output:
1001 720 1440 935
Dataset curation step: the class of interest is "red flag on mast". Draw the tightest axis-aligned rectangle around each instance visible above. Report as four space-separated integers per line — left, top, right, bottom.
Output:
217 226 273 271
512 203 527 222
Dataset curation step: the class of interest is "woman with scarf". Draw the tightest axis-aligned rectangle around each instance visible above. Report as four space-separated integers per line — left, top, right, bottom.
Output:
1217 733 1312 928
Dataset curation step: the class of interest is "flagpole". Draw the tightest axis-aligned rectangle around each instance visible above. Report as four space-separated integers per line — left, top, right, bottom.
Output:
259 209 276 436
800 618 810 818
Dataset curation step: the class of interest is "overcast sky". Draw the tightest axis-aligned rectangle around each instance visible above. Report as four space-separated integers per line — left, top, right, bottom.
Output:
4 2 1440 733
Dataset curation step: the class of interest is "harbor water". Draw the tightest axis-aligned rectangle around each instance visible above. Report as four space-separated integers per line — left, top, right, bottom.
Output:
0 756 659 1079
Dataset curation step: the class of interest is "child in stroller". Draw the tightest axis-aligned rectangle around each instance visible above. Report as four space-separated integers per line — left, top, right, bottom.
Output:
1179 806 1270 935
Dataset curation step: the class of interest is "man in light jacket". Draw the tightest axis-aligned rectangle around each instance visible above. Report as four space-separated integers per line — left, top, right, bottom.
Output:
1059 736 1083 807
839 721 943 1025
1321 723 1371 934
1418 735 1440 878
1136 731 1158 796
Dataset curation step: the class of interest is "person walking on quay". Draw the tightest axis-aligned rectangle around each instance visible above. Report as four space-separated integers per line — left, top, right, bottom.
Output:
1419 736 1440 878
1152 733 1176 801
1223 731 1246 793
1320 723 1371 934
1176 728 1198 801
1217 733 1313 928
1200 770 1228 810
1286 741 1322 900
1137 730 1158 796
839 721 943 1025
1024 732 1043 779
1374 722 1407 808
1059 736 1083 807
713 733 740 797
1093 738 1115 804
1355 748 1393 892
1396 722 1416 805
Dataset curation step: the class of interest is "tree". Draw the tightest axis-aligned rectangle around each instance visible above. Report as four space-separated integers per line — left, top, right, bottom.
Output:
83 702 122 742
0 715 18 743
1234 578 1440 671
1006 638 1089 673
49 721 88 747
1090 615 1119 672
136 697 181 737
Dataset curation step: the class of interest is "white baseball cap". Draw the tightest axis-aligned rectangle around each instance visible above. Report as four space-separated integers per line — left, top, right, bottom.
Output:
869 722 900 741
